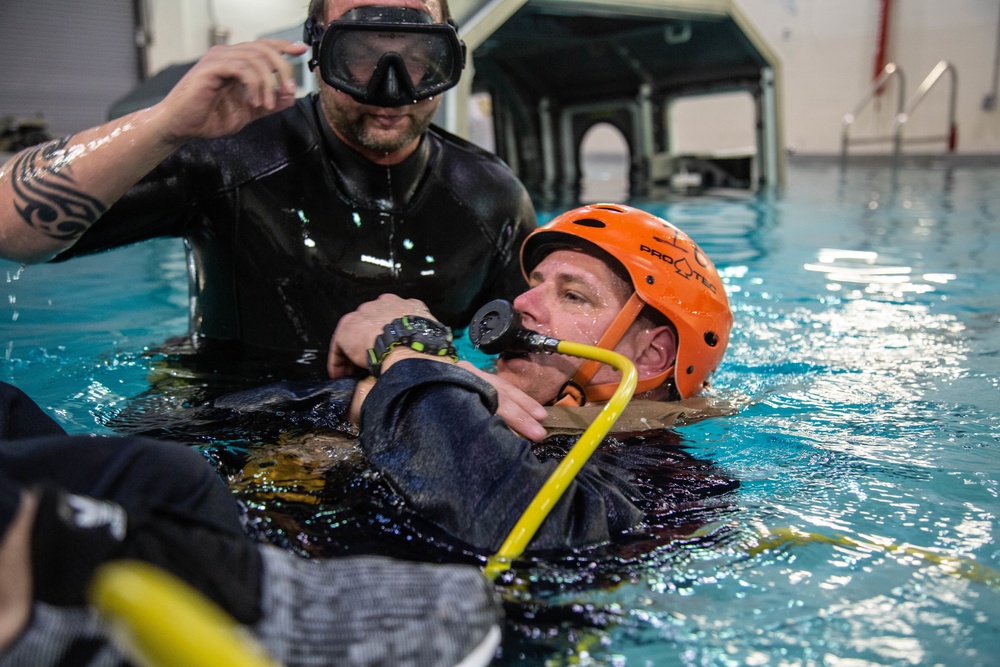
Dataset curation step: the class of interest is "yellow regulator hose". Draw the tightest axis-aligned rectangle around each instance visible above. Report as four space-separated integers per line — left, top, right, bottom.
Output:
484 341 637 580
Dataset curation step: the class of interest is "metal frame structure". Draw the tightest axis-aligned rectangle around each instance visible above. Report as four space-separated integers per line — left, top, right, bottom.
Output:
438 0 786 201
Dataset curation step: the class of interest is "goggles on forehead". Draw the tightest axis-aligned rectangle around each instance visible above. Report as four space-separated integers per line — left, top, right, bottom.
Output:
304 6 466 108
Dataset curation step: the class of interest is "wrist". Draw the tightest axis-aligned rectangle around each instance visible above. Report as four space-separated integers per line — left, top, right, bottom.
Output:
146 104 193 151
379 346 456 375
366 316 458 378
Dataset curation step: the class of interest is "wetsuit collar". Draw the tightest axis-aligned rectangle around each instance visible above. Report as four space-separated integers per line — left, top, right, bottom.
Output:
314 97 430 211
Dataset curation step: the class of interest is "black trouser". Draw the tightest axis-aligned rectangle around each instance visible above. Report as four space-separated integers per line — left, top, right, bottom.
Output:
0 382 261 623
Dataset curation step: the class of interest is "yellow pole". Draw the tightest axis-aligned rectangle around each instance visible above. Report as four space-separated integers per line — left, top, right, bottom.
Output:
89 560 282 667
484 341 637 580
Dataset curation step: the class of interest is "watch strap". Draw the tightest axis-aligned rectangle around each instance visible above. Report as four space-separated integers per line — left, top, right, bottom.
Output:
366 316 457 377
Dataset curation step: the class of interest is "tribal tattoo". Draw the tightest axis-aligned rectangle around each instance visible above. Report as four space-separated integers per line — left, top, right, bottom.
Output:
11 138 107 241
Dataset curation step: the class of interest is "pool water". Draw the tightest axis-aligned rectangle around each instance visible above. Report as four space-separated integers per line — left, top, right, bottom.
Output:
2 163 999 665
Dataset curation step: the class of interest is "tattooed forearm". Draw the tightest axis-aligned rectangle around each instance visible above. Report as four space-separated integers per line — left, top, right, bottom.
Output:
11 137 107 242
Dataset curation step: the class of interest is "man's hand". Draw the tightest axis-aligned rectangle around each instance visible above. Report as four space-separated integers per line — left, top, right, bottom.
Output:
330 295 548 441
157 39 308 145
327 294 435 378
345 356 547 442
457 362 548 442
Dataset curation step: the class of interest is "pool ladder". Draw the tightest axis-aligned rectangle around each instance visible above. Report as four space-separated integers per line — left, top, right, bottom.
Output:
840 60 958 169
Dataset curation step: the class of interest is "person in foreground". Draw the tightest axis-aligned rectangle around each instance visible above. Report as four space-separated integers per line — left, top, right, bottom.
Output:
0 0 535 360
322 202 734 551
0 384 502 667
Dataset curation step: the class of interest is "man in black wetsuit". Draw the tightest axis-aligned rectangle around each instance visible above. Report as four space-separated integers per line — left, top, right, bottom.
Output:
0 0 535 360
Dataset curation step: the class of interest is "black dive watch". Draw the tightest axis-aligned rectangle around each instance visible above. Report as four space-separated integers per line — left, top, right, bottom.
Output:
366 316 458 377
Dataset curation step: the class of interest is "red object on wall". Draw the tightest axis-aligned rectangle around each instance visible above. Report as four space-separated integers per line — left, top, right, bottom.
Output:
874 0 893 92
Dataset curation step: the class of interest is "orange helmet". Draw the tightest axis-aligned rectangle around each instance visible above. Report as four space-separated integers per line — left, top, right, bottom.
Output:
521 203 732 399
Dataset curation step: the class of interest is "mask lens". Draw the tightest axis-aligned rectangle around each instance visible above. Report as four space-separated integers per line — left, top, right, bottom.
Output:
394 32 453 89
326 29 455 93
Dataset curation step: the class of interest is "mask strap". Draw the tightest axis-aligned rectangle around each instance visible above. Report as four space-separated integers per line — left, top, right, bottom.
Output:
304 17 325 70
553 292 645 406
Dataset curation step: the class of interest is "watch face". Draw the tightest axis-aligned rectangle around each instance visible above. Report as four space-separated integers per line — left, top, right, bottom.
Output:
410 317 449 339
389 316 454 359
369 316 456 377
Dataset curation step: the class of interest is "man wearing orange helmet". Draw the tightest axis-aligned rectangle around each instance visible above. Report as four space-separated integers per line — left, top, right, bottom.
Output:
491 201 731 406
328 203 733 550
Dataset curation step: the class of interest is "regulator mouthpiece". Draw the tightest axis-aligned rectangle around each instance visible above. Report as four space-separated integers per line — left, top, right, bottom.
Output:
469 299 559 355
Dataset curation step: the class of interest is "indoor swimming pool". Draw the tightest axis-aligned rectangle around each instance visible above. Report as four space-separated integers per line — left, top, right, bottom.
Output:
2 162 998 665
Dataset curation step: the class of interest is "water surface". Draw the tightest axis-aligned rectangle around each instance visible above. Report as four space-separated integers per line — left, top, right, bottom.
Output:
2 163 998 665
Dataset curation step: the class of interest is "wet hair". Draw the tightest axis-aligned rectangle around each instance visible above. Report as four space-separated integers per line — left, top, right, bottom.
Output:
307 0 452 23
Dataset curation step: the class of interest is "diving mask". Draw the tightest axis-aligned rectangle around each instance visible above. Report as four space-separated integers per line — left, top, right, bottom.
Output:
305 6 466 107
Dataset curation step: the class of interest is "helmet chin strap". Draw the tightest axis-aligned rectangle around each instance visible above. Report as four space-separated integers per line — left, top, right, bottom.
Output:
552 293 672 406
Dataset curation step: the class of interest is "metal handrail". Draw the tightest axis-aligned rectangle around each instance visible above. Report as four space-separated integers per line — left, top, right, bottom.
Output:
841 63 906 165
893 60 958 166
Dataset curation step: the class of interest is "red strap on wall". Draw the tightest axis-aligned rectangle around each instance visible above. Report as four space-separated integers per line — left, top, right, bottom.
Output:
874 0 893 93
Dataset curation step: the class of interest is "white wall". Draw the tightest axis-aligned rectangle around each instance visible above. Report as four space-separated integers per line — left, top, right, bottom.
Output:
739 0 1000 155
146 0 1000 156
146 0 309 73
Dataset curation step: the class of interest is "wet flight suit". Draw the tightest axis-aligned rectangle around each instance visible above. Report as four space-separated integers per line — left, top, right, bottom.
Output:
358 359 646 551
213 359 648 552
54 94 536 354
206 359 738 554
